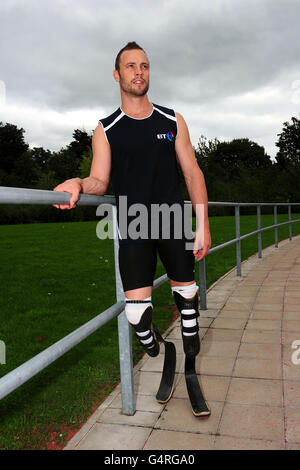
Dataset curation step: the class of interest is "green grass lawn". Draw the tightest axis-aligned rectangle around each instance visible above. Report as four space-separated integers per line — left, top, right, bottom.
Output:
0 212 299 449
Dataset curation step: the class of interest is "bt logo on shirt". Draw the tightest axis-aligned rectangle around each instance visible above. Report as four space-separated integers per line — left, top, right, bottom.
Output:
157 132 175 142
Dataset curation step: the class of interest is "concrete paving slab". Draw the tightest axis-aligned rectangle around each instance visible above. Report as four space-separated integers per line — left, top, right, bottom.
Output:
75 423 152 450
219 403 285 441
283 311 300 320
233 357 282 380
251 310 282 320
140 352 184 373
199 309 221 318
282 331 300 345
242 329 281 344
232 287 260 296
282 320 300 332
283 361 300 381
98 407 160 428
222 301 253 312
283 380 300 408
285 407 300 444
210 317 248 330
195 355 236 376
200 340 240 358
252 303 283 312
226 377 282 406
154 398 223 435
246 319 282 330
214 435 285 450
109 392 165 413
203 328 244 343
238 342 281 360
218 309 250 319
144 429 215 450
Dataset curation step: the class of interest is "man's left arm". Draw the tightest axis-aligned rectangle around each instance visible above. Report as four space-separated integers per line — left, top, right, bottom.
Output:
175 112 211 261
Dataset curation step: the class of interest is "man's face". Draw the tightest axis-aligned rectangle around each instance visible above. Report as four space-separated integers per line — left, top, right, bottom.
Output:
114 49 150 97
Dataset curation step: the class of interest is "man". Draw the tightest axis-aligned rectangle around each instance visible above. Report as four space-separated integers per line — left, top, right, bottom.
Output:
54 42 211 415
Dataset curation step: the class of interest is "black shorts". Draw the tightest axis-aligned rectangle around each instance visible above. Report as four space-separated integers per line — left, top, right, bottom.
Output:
118 238 195 292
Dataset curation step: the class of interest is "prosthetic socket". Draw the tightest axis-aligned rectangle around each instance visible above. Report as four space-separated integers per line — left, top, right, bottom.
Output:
172 288 200 357
125 300 160 357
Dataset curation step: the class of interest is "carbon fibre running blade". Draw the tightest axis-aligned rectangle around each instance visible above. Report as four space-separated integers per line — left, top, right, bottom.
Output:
153 327 176 404
185 355 211 418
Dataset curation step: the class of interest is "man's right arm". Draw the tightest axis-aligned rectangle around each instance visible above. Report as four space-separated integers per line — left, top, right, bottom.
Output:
53 124 111 210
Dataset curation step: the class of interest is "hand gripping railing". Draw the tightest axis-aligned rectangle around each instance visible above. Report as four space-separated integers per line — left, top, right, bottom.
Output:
0 186 167 416
0 186 300 416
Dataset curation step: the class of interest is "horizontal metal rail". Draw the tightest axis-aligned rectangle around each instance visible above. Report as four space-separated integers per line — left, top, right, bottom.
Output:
184 199 300 207
1 185 300 415
208 219 300 254
1 186 299 207
0 185 115 206
0 301 124 401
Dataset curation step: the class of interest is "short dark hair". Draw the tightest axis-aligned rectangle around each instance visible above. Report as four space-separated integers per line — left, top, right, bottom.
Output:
115 41 146 71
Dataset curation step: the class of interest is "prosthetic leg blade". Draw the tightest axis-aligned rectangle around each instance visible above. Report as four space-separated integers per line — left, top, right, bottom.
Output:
154 327 176 404
185 355 210 418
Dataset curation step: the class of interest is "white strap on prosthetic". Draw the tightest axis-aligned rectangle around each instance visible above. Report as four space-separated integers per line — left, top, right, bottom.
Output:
171 283 199 336
125 296 154 347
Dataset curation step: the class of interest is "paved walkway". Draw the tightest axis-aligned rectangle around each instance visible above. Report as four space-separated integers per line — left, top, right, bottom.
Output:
65 236 300 451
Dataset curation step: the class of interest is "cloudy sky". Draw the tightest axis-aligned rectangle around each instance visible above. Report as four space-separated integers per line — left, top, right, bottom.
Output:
0 0 300 160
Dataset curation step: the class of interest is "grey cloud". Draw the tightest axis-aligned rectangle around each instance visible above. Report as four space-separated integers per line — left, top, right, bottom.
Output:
0 0 300 157
149 0 300 106
2 0 299 108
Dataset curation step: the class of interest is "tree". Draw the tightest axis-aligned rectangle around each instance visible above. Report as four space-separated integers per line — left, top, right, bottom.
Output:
48 129 92 182
79 148 93 179
202 138 273 209
275 116 300 168
68 129 92 161
275 116 300 202
209 138 271 174
30 147 52 173
0 122 29 174
195 134 220 168
12 150 38 187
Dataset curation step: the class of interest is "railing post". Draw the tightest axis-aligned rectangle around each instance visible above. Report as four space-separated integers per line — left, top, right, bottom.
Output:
235 204 241 276
274 205 278 248
257 205 262 258
288 205 292 240
198 258 207 310
112 205 135 416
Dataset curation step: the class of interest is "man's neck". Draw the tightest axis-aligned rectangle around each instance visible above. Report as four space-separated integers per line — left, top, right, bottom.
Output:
120 94 153 118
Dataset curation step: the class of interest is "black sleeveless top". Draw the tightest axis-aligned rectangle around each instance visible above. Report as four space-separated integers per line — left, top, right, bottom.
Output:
98 103 185 243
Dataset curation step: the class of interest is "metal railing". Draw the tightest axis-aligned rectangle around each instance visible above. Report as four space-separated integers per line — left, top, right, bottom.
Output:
0 186 300 416
198 201 300 309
